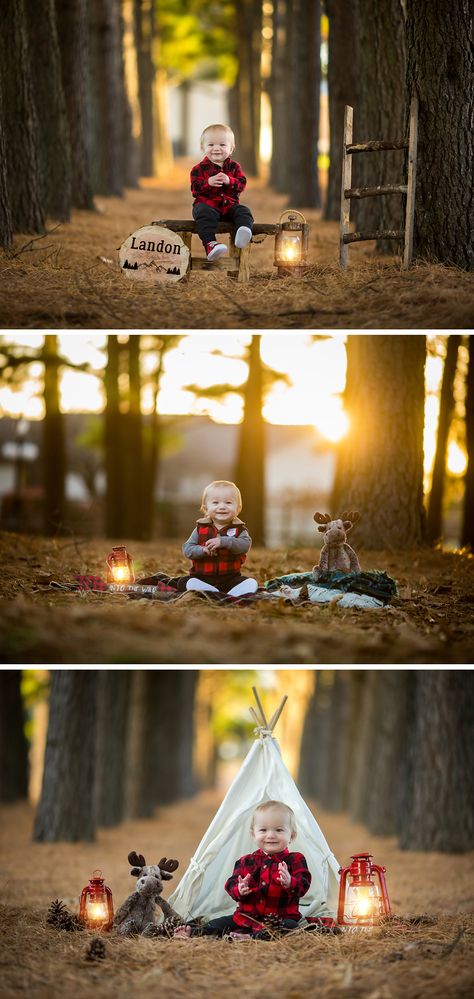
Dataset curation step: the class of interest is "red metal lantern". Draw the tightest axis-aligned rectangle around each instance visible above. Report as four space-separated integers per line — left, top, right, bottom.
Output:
106 545 135 584
79 869 114 930
337 853 391 927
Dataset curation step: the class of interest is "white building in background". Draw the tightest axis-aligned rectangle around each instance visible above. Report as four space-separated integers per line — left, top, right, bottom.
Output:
168 81 228 157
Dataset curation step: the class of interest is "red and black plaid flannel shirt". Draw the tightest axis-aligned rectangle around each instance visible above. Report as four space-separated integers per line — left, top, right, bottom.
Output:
225 849 312 930
190 156 247 213
190 521 247 577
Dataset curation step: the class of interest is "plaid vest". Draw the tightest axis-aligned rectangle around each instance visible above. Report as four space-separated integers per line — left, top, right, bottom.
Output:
191 521 247 577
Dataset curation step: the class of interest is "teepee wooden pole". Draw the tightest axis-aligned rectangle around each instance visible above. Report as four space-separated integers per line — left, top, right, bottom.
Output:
252 687 268 728
250 706 264 730
268 695 288 732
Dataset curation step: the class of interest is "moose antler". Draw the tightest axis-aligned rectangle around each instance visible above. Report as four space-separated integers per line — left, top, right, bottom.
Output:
158 858 179 873
340 510 360 525
128 851 146 867
313 512 331 524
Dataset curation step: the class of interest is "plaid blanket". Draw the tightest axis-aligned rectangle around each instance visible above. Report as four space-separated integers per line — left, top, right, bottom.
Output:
264 569 397 604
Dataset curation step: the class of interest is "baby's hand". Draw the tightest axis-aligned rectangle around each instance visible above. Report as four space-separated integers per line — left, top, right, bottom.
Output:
238 874 252 896
204 537 221 553
277 862 291 888
208 172 229 187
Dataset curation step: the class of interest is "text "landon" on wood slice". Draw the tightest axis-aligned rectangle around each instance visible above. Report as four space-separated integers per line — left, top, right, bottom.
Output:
119 225 189 283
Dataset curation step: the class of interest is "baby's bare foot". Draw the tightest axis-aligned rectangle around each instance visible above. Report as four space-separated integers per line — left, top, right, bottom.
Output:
173 925 192 939
229 931 252 941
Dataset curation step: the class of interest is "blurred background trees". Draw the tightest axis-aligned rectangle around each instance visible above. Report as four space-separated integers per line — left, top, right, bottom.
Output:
1 1 472 267
3 668 473 853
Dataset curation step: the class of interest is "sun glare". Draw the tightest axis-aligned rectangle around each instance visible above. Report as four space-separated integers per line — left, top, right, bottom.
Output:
447 441 467 476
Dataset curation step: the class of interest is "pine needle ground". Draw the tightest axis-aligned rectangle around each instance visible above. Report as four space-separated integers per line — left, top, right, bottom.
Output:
1 792 473 999
1 164 473 330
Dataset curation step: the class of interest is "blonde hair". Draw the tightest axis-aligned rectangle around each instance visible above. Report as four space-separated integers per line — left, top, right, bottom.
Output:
251 800 297 840
200 123 235 153
201 480 242 514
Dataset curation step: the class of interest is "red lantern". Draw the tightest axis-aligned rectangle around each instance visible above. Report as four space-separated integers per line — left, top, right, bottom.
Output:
106 545 135 584
337 853 391 927
79 870 114 930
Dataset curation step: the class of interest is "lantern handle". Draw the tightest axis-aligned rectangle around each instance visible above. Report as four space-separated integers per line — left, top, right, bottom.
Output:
278 209 307 224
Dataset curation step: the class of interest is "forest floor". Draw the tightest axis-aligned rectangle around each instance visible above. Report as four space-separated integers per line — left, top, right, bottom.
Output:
1 790 473 999
1 531 474 664
0 162 473 330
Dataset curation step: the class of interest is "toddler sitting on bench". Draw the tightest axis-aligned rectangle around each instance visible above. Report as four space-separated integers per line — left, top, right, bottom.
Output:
190 124 254 260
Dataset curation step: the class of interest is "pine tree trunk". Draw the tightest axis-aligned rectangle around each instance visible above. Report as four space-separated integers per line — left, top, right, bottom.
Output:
348 671 379 823
0 0 44 233
0 78 13 246
351 0 406 249
321 671 352 811
55 0 94 209
427 335 461 543
105 335 124 537
324 0 358 220
89 0 125 196
288 0 321 207
33 671 98 842
461 335 474 547
133 0 155 175
406 0 474 268
124 334 143 538
0 671 29 802
234 336 265 546
298 671 332 802
333 335 426 549
42 335 66 535
366 671 413 835
95 671 131 827
234 0 262 176
269 0 289 192
399 671 474 851
24 0 72 221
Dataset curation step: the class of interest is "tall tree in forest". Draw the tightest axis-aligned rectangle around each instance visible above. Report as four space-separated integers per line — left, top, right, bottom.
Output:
287 0 321 207
298 671 333 803
351 0 406 245
89 0 126 196
55 0 94 209
324 0 358 220
232 0 262 177
461 336 474 547
365 671 414 836
95 671 131 827
134 0 172 176
141 334 178 540
0 78 13 247
399 671 474 851
33 671 98 842
234 336 265 545
42 335 66 535
332 335 426 548
426 335 461 543
124 334 144 537
24 0 72 221
406 0 474 268
0 0 44 234
0 671 29 803
269 0 289 193
104 334 124 537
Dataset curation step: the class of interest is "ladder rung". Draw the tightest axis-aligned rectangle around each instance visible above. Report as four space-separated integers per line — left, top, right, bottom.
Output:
346 139 409 154
344 184 408 199
343 230 405 244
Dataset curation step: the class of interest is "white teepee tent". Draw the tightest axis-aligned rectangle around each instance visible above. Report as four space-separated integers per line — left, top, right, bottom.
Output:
169 689 340 923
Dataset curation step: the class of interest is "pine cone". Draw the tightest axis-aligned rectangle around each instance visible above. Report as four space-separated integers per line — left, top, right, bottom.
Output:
85 936 107 961
47 899 83 932
151 915 187 938
262 914 285 936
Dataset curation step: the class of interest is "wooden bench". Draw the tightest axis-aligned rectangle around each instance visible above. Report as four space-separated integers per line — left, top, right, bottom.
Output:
152 219 278 283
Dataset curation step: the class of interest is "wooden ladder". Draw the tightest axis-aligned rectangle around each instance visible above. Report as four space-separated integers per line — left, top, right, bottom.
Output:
339 96 418 270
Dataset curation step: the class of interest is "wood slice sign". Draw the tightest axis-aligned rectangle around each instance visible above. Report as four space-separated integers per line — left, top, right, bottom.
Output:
119 225 189 283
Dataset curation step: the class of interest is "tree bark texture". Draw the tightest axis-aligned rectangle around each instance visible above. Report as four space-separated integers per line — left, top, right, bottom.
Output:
406 0 474 268
124 334 144 538
55 0 94 209
95 671 131 827
24 0 72 221
461 336 474 547
298 671 332 802
42 335 66 535
105 334 124 537
133 0 155 175
33 671 98 842
348 671 379 823
0 0 44 233
426 335 461 543
89 0 125 196
320 671 353 812
288 0 321 207
0 671 29 802
324 0 358 220
399 671 474 851
269 0 290 192
365 671 413 836
0 77 13 246
351 0 406 249
234 0 262 176
333 335 426 548
234 336 265 546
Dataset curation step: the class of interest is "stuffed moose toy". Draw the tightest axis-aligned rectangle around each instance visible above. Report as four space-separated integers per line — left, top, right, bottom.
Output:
114 851 180 937
312 510 361 578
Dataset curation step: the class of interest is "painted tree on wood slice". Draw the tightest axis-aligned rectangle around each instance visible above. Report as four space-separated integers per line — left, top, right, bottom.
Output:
399 671 474 851
406 0 474 269
0 0 44 234
332 335 426 549
461 335 474 547
24 0 72 221
351 0 406 248
0 671 29 803
33 671 98 842
324 0 358 221
55 0 94 210
287 0 321 207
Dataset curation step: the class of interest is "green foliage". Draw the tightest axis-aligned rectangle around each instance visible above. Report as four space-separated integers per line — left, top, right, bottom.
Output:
156 0 237 84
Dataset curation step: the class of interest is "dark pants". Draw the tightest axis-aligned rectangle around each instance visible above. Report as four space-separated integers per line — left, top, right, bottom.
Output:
192 202 254 248
192 915 299 937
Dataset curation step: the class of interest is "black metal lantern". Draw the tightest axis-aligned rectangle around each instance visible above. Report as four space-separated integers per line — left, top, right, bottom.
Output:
274 210 309 276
